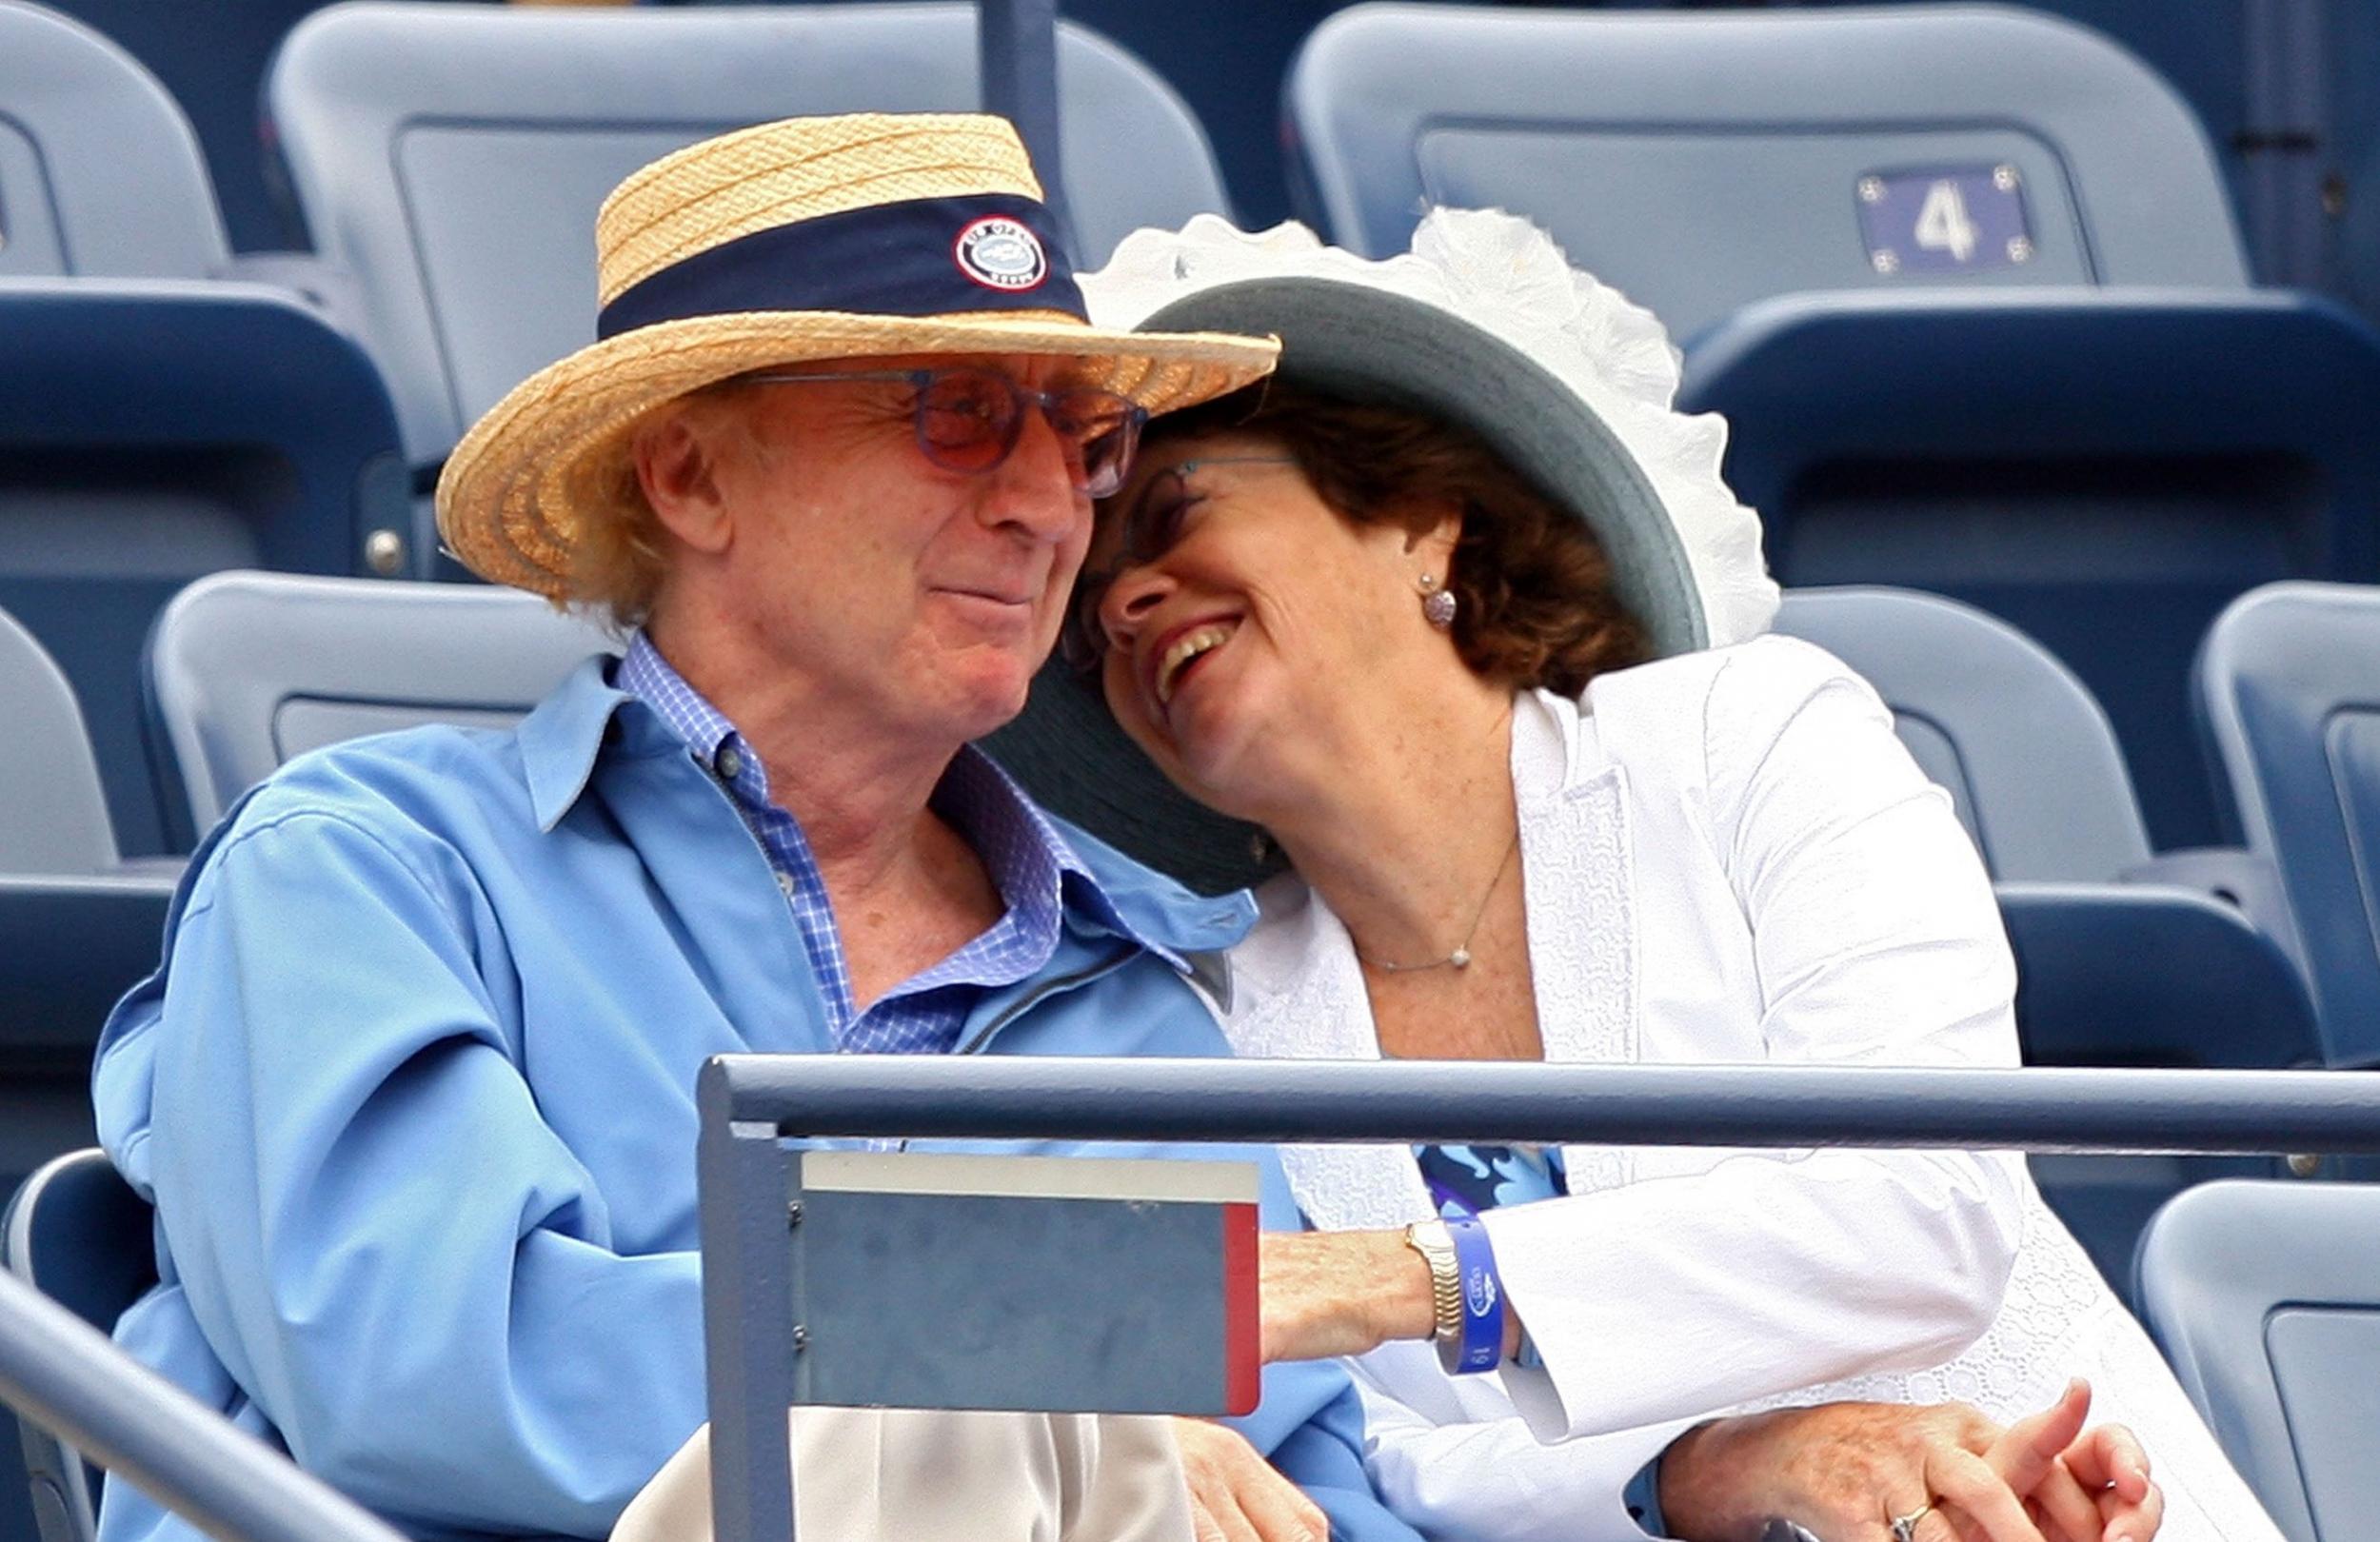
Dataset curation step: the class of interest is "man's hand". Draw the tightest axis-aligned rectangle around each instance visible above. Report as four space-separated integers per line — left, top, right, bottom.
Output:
1656 1385 2163 1542
1169 1418 1329 1542
1257 1230 1437 1364
1659 1399 2046 1542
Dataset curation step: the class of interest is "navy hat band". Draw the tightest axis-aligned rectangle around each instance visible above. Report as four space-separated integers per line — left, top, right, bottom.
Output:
596 193 1085 342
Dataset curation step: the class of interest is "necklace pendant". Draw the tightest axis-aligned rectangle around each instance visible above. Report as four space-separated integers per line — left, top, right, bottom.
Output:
1449 948 1471 969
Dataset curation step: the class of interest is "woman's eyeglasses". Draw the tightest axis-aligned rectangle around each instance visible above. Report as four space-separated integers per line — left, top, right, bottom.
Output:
1061 455 1299 671
740 366 1149 499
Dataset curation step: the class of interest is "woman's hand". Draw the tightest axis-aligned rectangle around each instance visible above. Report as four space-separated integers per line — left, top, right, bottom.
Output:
1983 1381 2162 1542
1168 1417 1329 1542
1257 1230 1438 1363
1656 1381 2163 1542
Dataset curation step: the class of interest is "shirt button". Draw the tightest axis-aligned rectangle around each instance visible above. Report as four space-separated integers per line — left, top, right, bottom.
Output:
715 745 744 781
776 871 796 897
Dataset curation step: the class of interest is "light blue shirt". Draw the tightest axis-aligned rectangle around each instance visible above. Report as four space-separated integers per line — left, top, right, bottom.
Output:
614 633 1121 1054
91 657 1420 1542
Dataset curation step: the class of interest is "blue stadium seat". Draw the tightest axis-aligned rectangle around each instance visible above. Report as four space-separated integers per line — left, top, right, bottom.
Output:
0 0 227 281
0 1 416 856
0 606 173 1542
2 1150 153 1542
2197 583 2380 1067
1690 293 2380 853
0 608 127 882
145 572 616 840
0 604 176 1184
1773 588 2322 1295
264 1 1235 487
1285 2 2248 341
2136 1180 2380 1542
0 282 409 857
1775 587 2150 882
1998 885 2317 1296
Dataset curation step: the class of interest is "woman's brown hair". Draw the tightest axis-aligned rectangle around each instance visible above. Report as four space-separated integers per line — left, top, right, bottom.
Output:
1133 383 1649 697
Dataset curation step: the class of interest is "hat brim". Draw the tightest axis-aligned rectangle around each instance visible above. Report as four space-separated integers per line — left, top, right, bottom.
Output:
1146 277 1706 656
437 307 1280 598
985 276 1705 896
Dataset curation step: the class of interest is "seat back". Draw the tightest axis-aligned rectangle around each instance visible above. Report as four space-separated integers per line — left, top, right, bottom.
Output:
2 1149 156 1542
266 1 1233 467
146 572 617 840
0 280 409 857
1286 2 2247 342
1696 292 2380 853
2197 583 2380 1066
0 608 117 877
0 1 228 279
1998 883 2317 1300
1773 586 2150 882
2136 1180 2380 1542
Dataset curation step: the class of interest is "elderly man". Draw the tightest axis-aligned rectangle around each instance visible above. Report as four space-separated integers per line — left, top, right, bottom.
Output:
93 113 2143 1542
92 112 1340 1542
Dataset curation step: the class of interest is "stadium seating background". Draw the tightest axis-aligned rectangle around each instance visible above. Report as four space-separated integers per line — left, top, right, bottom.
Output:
35 0 2380 334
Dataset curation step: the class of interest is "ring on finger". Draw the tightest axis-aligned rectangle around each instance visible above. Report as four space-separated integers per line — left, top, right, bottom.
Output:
1889 1503 1934 1542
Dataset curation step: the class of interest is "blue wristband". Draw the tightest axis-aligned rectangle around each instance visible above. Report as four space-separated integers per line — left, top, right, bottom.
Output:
1438 1216 1505 1374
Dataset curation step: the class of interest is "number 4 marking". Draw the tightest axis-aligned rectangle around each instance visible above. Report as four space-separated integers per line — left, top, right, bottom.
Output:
1914 179 1980 263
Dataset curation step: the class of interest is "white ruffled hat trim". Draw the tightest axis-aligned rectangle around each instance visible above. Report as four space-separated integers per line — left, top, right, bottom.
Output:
1080 208 1779 649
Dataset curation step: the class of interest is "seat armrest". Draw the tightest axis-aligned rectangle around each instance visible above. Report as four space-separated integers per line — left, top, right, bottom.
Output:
1996 881 2321 1070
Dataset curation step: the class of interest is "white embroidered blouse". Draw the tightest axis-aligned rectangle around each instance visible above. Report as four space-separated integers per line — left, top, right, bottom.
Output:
1220 636 2281 1542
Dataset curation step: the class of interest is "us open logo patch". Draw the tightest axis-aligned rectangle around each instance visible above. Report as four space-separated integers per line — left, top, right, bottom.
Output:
954 216 1048 292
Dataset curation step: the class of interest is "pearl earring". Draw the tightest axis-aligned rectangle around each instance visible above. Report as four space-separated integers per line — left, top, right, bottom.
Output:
1418 573 1458 629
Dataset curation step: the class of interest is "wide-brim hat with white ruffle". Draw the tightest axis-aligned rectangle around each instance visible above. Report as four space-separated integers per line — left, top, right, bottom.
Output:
984 210 1779 894
436 113 1281 598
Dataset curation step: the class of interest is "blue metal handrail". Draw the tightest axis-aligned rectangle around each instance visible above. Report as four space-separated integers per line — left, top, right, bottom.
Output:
708 1056 2380 1154
0 1267 406 1542
977 0 1071 247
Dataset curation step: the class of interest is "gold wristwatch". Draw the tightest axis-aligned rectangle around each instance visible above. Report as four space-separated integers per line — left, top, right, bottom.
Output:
1403 1218 1468 1372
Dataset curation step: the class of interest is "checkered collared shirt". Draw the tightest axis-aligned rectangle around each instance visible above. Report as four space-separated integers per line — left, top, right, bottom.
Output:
616 633 1097 1055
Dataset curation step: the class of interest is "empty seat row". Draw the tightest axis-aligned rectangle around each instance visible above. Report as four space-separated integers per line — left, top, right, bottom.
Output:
13 0 2380 869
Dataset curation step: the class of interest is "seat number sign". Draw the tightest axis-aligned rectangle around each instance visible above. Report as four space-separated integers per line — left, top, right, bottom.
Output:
1856 166 2034 275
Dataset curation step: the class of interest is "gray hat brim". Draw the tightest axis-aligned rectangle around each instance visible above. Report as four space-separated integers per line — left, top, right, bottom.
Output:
983 275 1705 896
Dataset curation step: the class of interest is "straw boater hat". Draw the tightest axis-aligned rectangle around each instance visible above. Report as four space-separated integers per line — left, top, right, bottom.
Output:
436 113 1281 598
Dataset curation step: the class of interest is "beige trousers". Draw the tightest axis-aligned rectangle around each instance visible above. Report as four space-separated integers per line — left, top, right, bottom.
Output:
611 1409 1196 1542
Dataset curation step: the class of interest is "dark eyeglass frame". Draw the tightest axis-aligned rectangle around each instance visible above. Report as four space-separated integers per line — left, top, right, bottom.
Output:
1061 454 1299 672
739 366 1150 499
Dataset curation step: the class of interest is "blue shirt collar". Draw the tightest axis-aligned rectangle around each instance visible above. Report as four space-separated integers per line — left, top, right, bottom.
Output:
516 635 1246 965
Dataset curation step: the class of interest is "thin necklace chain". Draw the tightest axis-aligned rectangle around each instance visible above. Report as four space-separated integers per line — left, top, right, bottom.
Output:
1354 827 1521 974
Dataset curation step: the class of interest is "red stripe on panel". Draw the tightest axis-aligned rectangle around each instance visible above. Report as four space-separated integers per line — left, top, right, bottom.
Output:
1222 1201 1259 1414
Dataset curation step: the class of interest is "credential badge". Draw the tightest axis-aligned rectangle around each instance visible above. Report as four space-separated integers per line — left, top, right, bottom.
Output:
954 216 1048 292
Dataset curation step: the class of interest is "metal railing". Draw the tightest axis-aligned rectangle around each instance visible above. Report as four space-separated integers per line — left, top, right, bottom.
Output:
706 1055 2380 1153
979 0 1068 245
0 1266 404 1542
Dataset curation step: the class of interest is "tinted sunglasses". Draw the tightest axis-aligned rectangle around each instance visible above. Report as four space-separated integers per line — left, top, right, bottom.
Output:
741 366 1148 498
